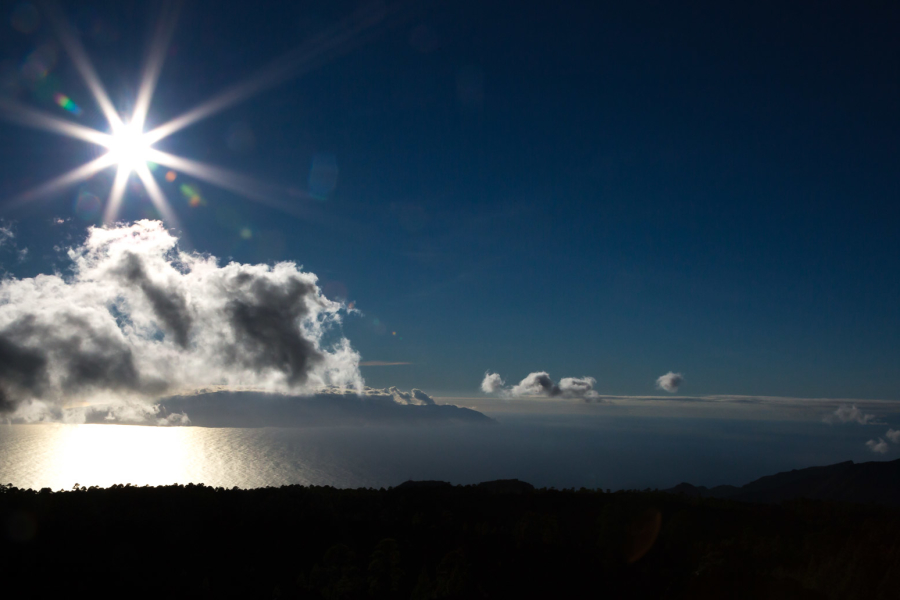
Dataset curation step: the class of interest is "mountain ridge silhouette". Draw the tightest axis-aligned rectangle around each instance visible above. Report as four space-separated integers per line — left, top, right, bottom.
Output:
666 458 900 505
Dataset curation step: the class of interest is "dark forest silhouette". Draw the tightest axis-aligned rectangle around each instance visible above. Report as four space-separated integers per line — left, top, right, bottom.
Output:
3 469 900 598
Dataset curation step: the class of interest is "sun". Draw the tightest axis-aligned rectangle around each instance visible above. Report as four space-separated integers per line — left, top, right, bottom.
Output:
106 122 152 174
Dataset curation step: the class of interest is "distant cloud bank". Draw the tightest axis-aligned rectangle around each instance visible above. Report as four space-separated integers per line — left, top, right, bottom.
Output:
481 371 599 400
83 387 493 428
0 221 362 422
655 372 683 393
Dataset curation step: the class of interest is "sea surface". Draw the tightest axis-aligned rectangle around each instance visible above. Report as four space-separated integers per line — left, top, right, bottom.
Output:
0 411 891 491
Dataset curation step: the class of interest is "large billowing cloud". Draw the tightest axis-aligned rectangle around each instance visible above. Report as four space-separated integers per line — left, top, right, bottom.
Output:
655 372 683 393
0 221 362 421
824 404 877 425
481 371 599 400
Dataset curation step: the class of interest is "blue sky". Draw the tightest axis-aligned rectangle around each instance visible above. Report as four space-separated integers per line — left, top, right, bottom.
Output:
0 0 898 400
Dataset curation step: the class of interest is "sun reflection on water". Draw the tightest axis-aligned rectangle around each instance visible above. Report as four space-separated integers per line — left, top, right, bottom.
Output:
0 424 367 491
54 424 192 489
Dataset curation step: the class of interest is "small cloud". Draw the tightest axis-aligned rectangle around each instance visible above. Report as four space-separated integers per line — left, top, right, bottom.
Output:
559 377 598 398
866 438 889 454
886 429 900 444
483 371 599 401
359 361 412 366
509 372 557 396
655 372 683 393
158 412 191 427
824 404 877 425
481 372 504 394
386 386 435 406
0 223 28 265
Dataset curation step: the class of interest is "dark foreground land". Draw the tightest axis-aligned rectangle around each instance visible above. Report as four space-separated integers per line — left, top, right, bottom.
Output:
2 480 899 599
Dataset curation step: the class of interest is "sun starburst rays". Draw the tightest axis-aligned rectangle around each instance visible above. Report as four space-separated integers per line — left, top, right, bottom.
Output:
2 0 286 224
103 164 131 225
1 1 184 222
2 1 401 224
40 0 124 134
135 162 180 228
0 97 112 147
131 1 182 133
7 153 117 212
141 1 390 148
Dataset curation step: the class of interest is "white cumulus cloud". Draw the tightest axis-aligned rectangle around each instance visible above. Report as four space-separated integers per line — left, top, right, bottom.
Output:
824 404 878 425
866 438 889 454
482 371 599 400
386 386 435 406
0 220 362 421
886 429 900 444
509 372 558 396
558 377 598 398
655 371 683 393
481 372 504 394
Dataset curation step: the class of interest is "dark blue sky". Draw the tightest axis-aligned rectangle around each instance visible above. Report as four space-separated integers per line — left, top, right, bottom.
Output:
0 0 897 398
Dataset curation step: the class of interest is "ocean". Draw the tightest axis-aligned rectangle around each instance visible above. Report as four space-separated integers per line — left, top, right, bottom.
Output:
0 409 889 491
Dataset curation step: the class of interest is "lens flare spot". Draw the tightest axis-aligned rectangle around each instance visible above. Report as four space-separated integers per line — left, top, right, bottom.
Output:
180 183 205 207
53 92 82 116
11 3 41 34
179 183 197 198
21 44 57 82
140 205 161 220
165 170 177 182
323 281 348 302
73 190 101 221
308 153 338 200
372 318 386 335
625 508 663 564
240 227 252 239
